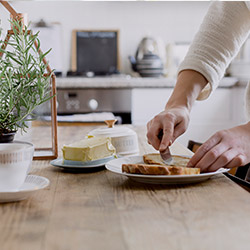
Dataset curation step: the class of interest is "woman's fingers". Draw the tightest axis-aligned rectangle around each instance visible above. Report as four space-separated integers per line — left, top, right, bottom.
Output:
147 112 175 151
224 154 246 169
195 143 230 172
186 123 250 173
146 120 161 150
159 110 188 151
207 152 246 172
187 132 223 169
147 107 190 151
188 129 248 173
159 120 174 151
205 148 238 172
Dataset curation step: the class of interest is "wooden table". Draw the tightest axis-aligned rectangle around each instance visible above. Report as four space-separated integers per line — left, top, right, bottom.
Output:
1 125 250 250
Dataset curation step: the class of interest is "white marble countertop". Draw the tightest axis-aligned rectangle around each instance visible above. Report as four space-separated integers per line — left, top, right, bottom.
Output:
55 75 240 89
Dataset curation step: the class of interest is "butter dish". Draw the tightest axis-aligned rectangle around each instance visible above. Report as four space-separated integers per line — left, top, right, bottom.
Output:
88 120 139 156
50 155 115 170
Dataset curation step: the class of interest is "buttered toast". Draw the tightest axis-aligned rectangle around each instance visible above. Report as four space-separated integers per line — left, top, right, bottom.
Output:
122 153 200 175
143 153 190 167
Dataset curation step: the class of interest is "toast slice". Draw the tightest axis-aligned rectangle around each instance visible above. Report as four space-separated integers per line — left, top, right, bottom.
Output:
143 153 190 167
122 153 200 175
122 163 200 175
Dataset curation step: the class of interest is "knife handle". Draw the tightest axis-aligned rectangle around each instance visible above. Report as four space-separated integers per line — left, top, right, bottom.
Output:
157 130 172 146
158 130 163 140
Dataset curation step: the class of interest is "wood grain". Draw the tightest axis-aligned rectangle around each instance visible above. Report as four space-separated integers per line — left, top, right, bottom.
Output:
0 125 250 250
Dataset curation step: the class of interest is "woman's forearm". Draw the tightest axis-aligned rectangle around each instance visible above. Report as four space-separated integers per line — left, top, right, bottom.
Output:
166 70 208 112
178 2 250 95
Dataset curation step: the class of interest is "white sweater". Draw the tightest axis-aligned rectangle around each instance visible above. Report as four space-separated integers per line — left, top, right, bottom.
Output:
178 1 250 115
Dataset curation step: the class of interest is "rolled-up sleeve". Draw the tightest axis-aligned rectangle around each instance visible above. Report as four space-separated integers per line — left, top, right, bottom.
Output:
178 1 250 100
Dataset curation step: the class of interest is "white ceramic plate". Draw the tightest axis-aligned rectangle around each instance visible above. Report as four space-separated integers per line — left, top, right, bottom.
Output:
0 175 50 203
50 156 115 169
105 156 229 185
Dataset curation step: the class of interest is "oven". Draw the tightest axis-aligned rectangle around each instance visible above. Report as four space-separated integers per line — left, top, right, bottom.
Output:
56 88 132 124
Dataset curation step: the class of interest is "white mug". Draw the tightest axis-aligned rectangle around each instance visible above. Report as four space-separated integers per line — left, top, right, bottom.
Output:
0 142 34 192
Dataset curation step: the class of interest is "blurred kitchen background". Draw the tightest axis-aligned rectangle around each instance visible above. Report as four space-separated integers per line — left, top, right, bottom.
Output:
1 1 250 146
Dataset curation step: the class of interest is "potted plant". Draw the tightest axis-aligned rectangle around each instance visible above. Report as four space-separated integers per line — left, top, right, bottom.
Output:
0 17 53 143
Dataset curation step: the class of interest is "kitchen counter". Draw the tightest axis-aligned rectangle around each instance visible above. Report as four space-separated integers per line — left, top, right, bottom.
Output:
2 125 250 250
56 75 240 89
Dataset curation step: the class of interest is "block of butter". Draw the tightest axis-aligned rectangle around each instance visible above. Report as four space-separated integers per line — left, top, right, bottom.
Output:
62 137 116 162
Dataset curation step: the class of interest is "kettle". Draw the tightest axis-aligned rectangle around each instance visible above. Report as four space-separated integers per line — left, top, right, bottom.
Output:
129 37 164 77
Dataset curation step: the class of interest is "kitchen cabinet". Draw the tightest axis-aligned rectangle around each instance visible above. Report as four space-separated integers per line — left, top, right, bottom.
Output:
132 88 173 124
132 86 247 146
54 76 245 146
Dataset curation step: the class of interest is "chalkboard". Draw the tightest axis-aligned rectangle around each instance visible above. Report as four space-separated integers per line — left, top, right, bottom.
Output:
71 30 120 76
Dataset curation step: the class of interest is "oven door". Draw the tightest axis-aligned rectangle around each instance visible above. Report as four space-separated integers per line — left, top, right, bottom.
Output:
57 88 132 123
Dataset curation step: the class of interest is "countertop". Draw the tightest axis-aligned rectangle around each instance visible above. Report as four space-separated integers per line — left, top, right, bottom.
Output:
56 75 241 89
3 125 250 250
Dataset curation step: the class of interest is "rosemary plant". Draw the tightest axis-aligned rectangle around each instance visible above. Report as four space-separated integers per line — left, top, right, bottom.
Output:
0 18 53 135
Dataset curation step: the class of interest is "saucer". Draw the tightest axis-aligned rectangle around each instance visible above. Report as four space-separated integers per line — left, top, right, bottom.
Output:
50 156 115 170
0 175 50 203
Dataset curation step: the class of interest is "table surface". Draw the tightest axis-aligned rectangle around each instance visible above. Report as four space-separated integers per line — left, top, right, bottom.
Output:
2 125 250 250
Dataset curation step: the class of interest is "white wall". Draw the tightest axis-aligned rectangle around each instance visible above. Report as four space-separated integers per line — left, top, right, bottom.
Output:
0 1 210 75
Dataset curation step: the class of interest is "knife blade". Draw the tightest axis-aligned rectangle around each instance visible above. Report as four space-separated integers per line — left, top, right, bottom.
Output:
158 130 173 165
160 147 173 165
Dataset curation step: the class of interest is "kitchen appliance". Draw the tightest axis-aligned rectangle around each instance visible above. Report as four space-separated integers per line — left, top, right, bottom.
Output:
34 87 132 124
88 120 139 156
56 88 132 124
129 37 164 77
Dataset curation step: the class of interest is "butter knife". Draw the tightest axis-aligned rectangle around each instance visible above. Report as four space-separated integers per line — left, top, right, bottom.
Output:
160 147 173 165
158 130 173 165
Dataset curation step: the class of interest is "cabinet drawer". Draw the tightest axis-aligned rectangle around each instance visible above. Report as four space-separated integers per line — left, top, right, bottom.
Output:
132 88 173 125
132 87 246 146
190 89 233 124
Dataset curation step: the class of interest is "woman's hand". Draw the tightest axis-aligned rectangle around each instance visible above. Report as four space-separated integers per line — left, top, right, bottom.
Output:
146 70 208 152
187 122 250 172
147 106 190 151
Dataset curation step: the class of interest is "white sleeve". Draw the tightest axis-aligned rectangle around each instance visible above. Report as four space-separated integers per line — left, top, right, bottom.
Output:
178 1 250 100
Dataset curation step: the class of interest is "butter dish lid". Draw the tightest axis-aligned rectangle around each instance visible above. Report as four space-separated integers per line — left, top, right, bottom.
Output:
88 120 136 138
